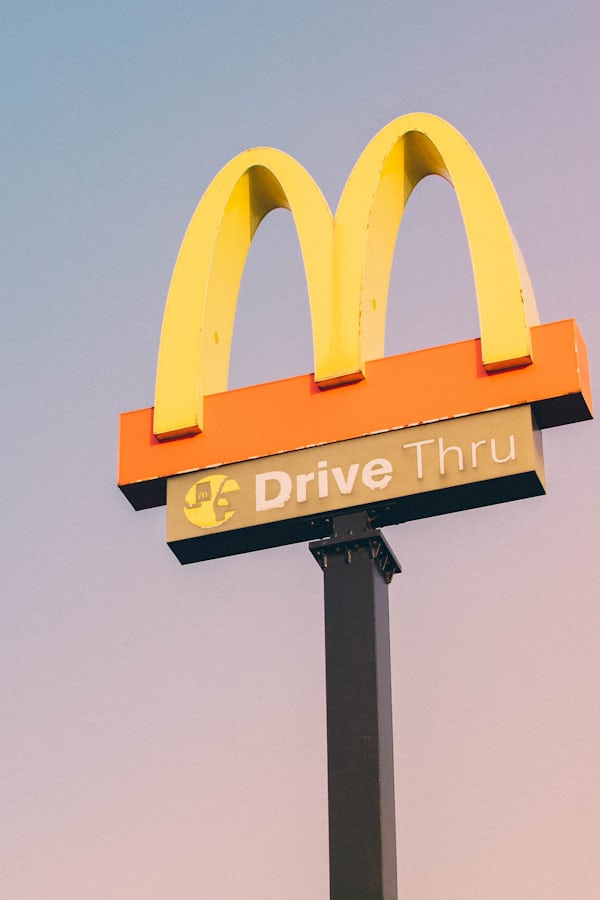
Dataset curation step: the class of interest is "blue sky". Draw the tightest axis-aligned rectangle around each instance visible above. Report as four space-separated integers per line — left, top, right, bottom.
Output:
2 2 600 897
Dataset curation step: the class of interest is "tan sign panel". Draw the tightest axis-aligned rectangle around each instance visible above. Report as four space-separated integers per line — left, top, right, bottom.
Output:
167 406 545 563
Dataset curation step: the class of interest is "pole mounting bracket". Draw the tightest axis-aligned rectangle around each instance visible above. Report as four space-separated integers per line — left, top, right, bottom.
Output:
309 510 402 584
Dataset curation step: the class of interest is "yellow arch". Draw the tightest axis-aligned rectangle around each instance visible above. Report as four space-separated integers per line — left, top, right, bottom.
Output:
154 149 334 438
154 114 539 439
333 113 539 376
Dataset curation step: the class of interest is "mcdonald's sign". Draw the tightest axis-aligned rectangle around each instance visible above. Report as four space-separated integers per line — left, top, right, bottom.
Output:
118 113 592 562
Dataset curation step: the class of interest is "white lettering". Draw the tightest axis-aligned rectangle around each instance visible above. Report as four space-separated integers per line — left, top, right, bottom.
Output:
255 425 515 516
362 458 393 490
491 434 516 464
438 438 464 475
296 471 314 503
471 439 486 468
403 438 435 479
331 463 360 494
317 461 329 498
256 471 292 511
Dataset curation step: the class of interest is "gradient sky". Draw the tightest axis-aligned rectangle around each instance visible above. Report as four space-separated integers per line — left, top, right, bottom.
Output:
2 2 600 898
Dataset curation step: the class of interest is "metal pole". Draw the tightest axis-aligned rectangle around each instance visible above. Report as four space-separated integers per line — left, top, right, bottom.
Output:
310 511 401 900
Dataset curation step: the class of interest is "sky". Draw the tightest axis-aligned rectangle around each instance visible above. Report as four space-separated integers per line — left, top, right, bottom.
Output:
2 1 600 898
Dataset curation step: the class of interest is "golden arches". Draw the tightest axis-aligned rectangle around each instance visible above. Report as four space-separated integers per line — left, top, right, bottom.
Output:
335 114 539 372
154 149 334 438
154 114 539 440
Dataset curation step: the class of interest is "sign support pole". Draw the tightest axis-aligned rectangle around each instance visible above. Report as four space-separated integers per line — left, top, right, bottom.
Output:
310 511 402 900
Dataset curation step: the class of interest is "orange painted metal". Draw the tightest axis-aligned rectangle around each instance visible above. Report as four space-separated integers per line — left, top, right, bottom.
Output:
119 319 592 509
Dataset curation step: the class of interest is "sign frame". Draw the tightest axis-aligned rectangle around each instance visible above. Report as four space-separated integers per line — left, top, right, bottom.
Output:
166 406 545 563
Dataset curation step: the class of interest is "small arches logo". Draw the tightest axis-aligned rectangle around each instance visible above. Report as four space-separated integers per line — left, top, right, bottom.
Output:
183 474 239 529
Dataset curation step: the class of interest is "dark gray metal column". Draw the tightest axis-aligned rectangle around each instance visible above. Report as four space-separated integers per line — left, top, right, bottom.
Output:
310 511 401 900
